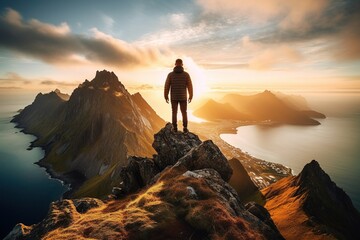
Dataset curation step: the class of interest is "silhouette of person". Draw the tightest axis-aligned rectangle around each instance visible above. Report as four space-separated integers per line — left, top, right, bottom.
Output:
164 59 193 133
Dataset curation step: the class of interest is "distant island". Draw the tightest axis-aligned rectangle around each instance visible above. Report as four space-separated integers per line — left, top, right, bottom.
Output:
194 90 326 125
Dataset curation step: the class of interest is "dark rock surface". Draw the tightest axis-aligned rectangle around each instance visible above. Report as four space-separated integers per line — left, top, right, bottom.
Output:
152 123 201 169
175 140 233 181
114 123 232 195
228 158 260 202
73 198 104 214
245 202 281 236
115 156 160 196
296 160 360 239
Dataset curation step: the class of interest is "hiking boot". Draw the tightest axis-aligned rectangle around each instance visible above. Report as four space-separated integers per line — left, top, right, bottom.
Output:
183 127 189 133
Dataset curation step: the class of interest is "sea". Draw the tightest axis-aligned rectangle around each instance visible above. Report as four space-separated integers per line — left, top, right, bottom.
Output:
0 92 69 239
221 92 360 211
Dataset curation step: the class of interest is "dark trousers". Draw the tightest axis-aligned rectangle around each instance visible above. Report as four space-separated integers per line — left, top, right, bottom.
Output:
171 100 187 128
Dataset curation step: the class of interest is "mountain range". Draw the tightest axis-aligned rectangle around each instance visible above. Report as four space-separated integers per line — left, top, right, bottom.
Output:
194 90 325 125
12 70 165 197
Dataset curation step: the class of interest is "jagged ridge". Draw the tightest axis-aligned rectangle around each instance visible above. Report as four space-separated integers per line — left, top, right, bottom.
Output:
262 160 360 240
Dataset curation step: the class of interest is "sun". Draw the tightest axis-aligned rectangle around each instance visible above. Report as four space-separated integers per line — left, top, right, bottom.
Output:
183 57 209 99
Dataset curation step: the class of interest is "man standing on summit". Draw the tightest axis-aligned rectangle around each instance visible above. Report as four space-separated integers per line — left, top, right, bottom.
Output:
164 59 193 133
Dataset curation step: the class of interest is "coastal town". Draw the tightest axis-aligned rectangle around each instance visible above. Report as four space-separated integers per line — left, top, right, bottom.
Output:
192 120 292 189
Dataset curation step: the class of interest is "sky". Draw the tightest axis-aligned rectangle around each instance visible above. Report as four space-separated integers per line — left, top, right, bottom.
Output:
0 0 360 95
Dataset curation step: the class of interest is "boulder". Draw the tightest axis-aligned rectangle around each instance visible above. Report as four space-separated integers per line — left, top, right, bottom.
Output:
183 169 240 215
245 202 282 237
175 140 233 181
73 198 104 213
116 156 160 195
152 123 201 170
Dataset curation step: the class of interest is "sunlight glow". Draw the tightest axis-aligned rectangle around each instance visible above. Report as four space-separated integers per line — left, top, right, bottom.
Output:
183 57 210 99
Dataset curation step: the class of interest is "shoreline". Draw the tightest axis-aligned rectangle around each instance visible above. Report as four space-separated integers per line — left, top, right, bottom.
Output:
191 120 292 189
13 123 85 199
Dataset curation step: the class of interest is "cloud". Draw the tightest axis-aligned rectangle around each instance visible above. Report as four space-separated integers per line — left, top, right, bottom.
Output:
239 36 303 70
249 45 303 70
0 72 76 87
333 3 360 61
199 63 248 69
196 0 330 30
195 0 360 65
0 72 31 84
137 21 211 47
169 13 188 27
0 8 173 68
100 13 114 29
40 80 78 87
129 84 155 91
0 86 22 90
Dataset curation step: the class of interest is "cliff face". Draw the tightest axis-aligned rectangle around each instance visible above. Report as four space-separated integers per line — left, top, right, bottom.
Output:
5 124 284 240
262 160 360 240
12 70 165 197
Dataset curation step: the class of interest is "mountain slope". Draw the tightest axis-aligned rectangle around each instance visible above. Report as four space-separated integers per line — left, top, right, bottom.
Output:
262 160 360 240
12 70 165 197
228 158 261 203
193 99 251 121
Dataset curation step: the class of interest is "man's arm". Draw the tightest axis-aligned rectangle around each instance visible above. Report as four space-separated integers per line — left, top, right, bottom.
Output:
164 74 171 103
186 73 193 103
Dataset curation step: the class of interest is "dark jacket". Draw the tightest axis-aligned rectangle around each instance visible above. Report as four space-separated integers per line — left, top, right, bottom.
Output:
164 66 193 101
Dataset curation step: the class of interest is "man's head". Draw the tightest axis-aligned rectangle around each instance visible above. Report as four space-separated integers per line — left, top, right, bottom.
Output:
175 59 183 66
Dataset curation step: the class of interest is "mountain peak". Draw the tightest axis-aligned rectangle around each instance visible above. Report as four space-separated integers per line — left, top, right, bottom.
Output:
294 159 332 191
299 159 322 176
263 160 360 239
79 70 127 93
94 69 116 80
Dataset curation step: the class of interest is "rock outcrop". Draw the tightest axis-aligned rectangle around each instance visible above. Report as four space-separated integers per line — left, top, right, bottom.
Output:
152 122 202 169
112 122 232 196
262 160 360 240
175 140 233 181
6 124 284 240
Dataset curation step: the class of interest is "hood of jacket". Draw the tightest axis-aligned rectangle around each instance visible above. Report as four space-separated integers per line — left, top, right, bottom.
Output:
173 66 184 73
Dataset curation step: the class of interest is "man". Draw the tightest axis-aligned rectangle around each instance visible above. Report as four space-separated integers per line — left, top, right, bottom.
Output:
164 59 193 133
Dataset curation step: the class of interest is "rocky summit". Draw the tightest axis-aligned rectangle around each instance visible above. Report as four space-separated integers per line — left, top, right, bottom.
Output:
5 124 284 240
111 122 233 197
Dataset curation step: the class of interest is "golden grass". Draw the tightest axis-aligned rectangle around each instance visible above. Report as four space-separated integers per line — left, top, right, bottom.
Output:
262 177 337 240
30 167 268 239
